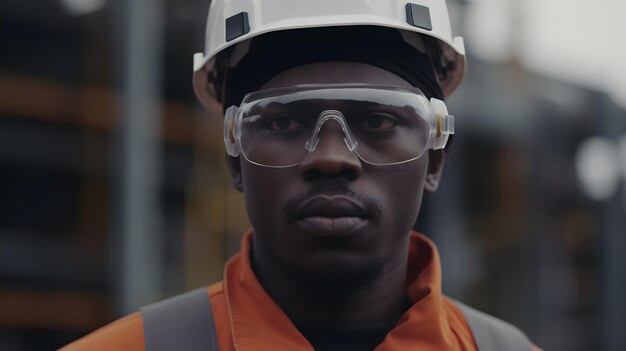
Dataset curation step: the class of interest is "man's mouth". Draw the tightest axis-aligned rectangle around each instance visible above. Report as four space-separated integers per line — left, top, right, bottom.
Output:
294 195 371 236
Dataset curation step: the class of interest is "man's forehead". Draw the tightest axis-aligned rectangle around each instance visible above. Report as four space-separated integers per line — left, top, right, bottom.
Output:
260 62 414 90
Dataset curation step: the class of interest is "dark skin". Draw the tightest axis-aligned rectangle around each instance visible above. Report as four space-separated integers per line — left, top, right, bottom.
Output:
226 62 447 346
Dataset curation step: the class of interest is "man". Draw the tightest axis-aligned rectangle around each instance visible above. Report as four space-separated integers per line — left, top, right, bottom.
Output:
63 0 540 350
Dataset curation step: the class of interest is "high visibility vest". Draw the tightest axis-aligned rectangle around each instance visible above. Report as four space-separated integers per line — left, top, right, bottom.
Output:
141 288 532 351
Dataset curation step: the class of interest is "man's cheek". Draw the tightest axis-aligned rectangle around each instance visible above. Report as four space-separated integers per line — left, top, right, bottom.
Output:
378 174 425 224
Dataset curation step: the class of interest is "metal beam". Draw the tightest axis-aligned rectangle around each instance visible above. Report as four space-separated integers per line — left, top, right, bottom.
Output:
116 0 164 314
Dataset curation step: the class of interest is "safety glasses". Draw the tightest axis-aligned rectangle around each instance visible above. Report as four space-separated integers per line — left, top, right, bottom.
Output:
224 84 454 168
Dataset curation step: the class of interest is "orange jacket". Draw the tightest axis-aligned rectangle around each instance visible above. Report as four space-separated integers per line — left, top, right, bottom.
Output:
62 231 537 350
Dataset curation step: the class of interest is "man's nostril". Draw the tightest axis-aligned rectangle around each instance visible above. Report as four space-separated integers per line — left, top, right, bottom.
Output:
303 167 359 182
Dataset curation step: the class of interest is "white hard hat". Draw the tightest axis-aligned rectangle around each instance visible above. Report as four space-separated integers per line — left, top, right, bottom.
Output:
193 0 466 108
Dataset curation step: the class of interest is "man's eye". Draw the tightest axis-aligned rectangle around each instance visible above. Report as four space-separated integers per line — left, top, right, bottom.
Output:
266 115 305 131
355 113 398 130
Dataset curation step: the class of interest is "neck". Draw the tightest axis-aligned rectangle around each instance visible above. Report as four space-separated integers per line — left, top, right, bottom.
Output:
251 240 410 331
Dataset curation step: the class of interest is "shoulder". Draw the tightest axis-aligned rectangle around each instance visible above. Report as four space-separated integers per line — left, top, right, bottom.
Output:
59 312 145 351
445 297 541 351
60 282 226 351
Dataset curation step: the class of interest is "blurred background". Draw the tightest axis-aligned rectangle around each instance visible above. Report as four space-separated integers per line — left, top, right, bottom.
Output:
0 0 624 350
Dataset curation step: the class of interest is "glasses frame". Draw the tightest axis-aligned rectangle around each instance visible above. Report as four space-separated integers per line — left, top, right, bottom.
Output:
223 84 454 168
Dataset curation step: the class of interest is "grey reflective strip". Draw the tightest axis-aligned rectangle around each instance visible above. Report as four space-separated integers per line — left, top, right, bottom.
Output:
141 287 219 351
454 300 532 351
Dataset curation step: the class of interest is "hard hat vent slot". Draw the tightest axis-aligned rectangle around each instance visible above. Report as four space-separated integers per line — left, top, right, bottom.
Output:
405 3 432 31
225 12 250 42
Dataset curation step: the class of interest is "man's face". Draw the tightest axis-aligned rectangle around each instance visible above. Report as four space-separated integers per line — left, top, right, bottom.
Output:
228 62 445 285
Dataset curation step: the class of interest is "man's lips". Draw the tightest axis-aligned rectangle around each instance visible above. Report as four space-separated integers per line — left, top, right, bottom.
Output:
294 195 372 236
294 195 372 219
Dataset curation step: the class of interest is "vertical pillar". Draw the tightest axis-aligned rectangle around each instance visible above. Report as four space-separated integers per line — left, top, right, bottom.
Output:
116 0 164 314
602 101 626 351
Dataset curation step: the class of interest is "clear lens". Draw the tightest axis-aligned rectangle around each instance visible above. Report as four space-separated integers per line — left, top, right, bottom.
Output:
233 85 440 167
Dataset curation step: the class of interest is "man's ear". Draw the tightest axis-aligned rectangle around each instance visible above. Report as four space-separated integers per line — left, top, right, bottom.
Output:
193 66 223 115
424 149 447 193
225 154 244 192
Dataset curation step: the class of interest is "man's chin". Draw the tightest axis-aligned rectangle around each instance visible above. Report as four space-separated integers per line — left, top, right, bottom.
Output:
286 254 385 295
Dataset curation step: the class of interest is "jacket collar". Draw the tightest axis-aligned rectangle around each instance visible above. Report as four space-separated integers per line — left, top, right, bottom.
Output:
223 230 457 350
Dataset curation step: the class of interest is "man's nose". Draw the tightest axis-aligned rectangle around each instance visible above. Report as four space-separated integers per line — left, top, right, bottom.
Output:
299 121 362 179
